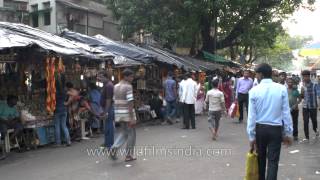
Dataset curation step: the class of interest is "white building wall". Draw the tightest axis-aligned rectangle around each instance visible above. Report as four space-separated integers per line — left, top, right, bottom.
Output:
27 0 120 39
0 0 4 7
28 0 57 34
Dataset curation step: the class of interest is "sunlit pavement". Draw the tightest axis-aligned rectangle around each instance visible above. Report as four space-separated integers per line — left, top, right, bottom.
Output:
0 111 319 180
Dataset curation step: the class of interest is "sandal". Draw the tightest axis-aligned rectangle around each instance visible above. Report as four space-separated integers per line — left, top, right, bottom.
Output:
125 156 137 162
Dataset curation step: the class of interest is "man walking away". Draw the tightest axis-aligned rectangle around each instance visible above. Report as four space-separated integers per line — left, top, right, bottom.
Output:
247 63 293 180
163 71 177 125
236 70 253 123
179 74 187 128
181 73 197 129
301 70 319 142
205 79 226 140
287 78 301 141
98 72 114 150
110 69 137 162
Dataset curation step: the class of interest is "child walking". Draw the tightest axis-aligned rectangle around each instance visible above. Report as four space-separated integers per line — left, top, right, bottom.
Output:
205 79 227 140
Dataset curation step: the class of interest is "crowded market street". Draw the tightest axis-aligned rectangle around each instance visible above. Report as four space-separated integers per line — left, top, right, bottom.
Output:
0 109 319 180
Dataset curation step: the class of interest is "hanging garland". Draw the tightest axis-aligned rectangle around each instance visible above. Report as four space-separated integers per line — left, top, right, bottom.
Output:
45 57 56 115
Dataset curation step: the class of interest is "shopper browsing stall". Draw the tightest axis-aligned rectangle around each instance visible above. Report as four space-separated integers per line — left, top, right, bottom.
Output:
163 71 177 124
87 82 103 134
54 77 71 147
0 95 23 142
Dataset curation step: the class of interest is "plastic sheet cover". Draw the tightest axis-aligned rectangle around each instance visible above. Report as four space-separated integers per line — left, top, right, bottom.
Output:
0 22 113 59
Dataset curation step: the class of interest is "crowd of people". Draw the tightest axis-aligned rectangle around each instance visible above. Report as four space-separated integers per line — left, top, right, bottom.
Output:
246 64 320 180
2 63 320 179
159 64 320 179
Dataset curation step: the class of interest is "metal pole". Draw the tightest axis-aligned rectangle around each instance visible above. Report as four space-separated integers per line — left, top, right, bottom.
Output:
86 10 89 35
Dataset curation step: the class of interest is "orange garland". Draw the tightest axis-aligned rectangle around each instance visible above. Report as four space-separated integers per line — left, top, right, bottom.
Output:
50 57 56 113
46 57 51 113
45 57 57 114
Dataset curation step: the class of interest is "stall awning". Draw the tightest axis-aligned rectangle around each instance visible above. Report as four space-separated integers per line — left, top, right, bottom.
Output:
183 56 224 71
202 51 241 68
60 30 145 66
140 45 200 71
61 31 155 64
61 30 193 69
0 22 113 60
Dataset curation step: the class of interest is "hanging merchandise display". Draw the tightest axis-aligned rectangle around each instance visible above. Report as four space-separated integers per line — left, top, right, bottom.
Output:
199 72 206 84
45 58 51 113
136 65 146 90
46 57 56 115
58 57 65 73
50 58 56 113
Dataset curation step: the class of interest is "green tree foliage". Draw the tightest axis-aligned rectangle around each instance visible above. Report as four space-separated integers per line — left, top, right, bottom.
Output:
254 34 312 71
104 0 314 54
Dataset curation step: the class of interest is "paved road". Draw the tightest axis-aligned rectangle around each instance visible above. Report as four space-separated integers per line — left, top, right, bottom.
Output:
0 112 320 180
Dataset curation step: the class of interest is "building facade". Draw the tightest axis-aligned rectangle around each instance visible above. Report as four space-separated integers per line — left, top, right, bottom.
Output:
27 0 121 40
0 0 29 24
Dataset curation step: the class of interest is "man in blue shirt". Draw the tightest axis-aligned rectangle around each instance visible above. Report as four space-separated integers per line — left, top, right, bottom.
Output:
163 71 177 125
247 63 293 180
236 70 253 123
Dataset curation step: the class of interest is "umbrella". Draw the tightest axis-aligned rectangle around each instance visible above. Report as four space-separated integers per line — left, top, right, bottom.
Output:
299 42 320 57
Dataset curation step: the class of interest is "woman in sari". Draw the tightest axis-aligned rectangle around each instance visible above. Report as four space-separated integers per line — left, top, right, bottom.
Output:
218 74 233 111
195 81 205 115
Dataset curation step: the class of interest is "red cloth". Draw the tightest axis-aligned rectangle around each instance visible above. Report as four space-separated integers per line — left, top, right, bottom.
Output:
219 80 232 110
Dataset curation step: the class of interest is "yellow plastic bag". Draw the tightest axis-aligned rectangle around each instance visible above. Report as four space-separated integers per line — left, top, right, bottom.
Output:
244 152 259 180
235 105 240 118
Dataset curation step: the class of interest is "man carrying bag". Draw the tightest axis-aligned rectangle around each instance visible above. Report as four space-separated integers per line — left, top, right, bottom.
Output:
247 63 293 180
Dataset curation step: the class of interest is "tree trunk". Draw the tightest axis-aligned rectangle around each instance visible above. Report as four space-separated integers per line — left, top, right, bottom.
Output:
243 46 248 58
200 16 214 52
230 46 236 60
249 46 253 63
248 46 257 64
189 34 197 56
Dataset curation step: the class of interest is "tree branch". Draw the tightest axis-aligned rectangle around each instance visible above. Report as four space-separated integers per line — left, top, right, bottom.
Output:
215 0 281 50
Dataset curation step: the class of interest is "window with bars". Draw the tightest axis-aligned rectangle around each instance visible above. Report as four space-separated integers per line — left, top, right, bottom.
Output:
31 4 38 27
43 2 51 26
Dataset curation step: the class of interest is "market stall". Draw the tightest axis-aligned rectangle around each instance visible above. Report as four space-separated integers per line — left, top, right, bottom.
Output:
0 22 116 150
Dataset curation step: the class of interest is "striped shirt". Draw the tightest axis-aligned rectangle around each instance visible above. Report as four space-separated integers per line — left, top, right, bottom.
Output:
301 82 318 109
114 80 135 122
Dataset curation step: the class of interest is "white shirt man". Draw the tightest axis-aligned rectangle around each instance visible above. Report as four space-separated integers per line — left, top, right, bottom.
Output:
181 75 198 129
182 77 197 105
178 79 186 103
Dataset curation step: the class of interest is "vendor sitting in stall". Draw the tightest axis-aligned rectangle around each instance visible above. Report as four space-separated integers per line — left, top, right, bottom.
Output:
149 92 166 122
0 95 23 142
